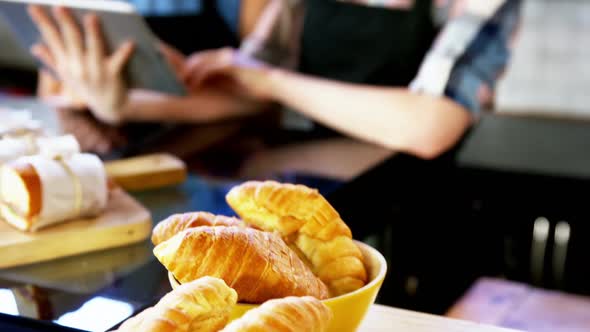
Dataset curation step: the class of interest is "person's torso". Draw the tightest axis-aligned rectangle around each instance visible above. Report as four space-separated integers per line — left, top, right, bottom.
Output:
299 0 438 87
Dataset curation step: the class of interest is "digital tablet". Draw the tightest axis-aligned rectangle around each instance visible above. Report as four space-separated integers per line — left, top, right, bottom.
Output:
0 0 186 96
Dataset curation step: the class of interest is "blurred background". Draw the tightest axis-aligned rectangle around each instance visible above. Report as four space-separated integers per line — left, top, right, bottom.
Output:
495 0 590 118
1 1 590 331
2 0 589 117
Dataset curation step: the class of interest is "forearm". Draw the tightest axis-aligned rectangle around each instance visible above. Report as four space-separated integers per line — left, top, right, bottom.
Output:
266 70 473 159
120 87 267 123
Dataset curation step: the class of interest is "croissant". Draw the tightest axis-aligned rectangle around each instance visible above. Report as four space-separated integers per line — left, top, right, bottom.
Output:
151 212 247 245
226 181 367 296
153 226 329 303
221 296 332 332
115 276 237 332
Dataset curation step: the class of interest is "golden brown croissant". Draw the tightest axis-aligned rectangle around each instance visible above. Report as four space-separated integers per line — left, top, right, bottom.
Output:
220 296 332 332
115 276 237 332
153 226 329 303
226 181 367 296
151 212 247 245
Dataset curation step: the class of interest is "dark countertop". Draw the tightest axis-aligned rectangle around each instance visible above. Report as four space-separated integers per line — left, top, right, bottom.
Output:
4 95 590 180
458 114 590 180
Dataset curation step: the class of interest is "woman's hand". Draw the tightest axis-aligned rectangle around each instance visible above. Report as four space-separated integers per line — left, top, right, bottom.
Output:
37 70 87 109
182 48 274 100
28 5 134 125
157 42 186 81
38 70 126 154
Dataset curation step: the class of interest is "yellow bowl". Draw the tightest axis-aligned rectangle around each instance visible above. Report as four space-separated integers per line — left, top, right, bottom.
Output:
169 241 387 332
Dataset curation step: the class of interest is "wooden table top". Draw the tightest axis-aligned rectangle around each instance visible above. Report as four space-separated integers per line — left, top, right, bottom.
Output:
359 304 521 332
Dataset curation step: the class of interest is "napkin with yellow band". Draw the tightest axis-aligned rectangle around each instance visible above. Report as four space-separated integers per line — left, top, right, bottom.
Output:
0 109 42 138
0 153 108 231
0 134 80 164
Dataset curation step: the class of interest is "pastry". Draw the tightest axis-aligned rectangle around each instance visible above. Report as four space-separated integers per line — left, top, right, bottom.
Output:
153 226 329 303
151 212 247 246
115 276 237 332
0 153 108 231
226 181 367 296
221 296 332 332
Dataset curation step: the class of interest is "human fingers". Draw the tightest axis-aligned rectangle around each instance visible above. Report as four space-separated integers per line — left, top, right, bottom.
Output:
37 69 60 97
108 41 135 75
182 52 207 82
184 48 234 87
43 95 85 110
28 5 66 60
157 42 186 76
83 14 105 70
30 43 58 73
53 7 84 64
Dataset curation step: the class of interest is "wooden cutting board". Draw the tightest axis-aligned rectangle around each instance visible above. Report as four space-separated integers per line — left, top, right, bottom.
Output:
0 188 152 269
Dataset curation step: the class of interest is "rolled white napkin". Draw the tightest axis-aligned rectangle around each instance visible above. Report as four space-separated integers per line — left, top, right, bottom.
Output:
0 135 80 164
0 138 31 164
0 110 42 138
36 135 81 159
0 153 108 231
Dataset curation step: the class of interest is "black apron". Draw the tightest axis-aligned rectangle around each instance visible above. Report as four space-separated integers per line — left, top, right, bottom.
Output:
295 0 439 136
299 0 437 87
